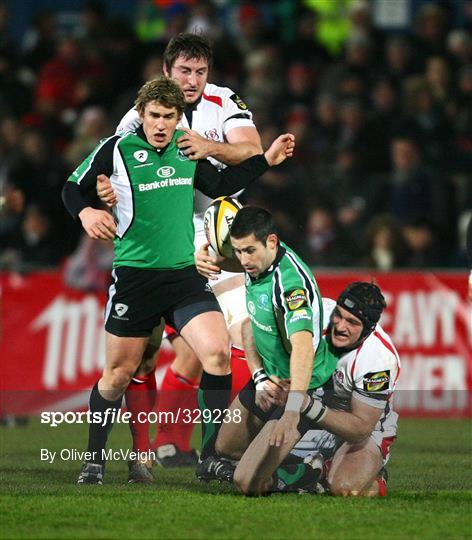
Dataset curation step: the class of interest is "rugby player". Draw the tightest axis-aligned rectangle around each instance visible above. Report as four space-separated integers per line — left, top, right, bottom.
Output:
97 33 262 475
196 211 400 496
196 206 338 489
61 78 295 484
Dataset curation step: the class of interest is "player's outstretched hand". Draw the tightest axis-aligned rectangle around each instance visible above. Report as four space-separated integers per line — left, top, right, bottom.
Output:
195 242 222 280
177 128 211 160
79 207 116 240
264 133 295 166
269 411 300 447
97 174 118 207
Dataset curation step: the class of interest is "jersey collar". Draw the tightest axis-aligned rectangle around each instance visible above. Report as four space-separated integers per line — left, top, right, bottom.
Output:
249 244 286 282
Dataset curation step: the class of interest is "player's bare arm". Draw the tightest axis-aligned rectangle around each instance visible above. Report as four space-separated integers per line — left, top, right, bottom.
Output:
317 396 383 444
177 126 262 164
269 330 314 447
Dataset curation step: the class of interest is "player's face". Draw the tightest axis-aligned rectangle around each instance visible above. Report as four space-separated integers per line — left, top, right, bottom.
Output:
165 55 209 105
139 101 181 149
330 305 363 348
231 233 278 279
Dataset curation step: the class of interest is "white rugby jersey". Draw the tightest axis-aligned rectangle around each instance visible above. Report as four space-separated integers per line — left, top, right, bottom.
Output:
116 82 256 234
320 299 401 430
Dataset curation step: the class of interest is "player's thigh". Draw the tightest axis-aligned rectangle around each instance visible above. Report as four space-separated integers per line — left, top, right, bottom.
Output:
216 395 263 460
179 310 230 371
328 437 383 495
103 332 149 377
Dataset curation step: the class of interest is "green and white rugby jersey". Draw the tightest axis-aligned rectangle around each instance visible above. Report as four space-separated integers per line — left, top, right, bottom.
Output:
246 242 337 389
67 128 197 269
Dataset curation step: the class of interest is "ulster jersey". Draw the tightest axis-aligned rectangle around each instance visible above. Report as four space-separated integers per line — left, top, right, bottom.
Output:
320 299 401 430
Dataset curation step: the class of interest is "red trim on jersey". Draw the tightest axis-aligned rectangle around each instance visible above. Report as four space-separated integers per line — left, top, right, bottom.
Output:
202 93 222 107
350 341 364 379
373 330 401 383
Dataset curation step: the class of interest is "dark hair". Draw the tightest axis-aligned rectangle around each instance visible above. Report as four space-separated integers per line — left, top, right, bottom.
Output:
163 33 213 72
337 281 387 339
230 206 277 244
134 77 185 115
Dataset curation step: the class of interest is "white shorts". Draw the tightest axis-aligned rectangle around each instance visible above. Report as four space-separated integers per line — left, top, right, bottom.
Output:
293 411 399 467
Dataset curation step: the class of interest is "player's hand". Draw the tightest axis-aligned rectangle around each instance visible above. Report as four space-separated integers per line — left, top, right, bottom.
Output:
97 174 118 207
79 207 116 240
177 129 212 160
255 377 288 411
269 411 300 447
195 242 222 280
264 133 295 166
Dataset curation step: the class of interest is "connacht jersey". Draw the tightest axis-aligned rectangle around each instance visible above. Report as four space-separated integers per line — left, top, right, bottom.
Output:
63 127 269 270
246 242 337 389
116 83 256 230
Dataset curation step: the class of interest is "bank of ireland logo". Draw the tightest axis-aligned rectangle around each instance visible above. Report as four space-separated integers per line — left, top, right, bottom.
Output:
157 166 175 178
134 150 148 163
248 301 256 315
115 303 128 317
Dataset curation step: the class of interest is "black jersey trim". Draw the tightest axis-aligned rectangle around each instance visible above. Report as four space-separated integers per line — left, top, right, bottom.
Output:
224 113 252 123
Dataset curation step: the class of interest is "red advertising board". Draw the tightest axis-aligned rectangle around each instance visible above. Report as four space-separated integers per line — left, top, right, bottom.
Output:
1 270 470 417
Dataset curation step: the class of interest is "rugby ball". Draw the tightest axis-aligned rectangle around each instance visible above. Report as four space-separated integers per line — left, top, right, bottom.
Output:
204 196 242 258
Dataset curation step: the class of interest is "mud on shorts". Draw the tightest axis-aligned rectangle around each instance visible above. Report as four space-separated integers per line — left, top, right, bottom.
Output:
104 265 221 337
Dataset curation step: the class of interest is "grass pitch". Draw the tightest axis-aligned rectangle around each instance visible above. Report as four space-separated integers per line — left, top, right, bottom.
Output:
1 418 471 539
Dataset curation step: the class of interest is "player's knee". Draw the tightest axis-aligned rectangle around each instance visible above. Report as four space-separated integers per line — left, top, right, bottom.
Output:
201 343 230 373
329 478 363 497
107 366 135 393
215 436 243 461
233 469 255 496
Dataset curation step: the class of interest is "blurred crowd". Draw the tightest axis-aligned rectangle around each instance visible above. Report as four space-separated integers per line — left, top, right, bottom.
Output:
0 0 471 283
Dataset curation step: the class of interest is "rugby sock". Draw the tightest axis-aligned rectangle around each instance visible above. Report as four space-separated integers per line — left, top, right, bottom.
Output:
86 382 123 465
230 346 250 398
125 372 157 453
198 371 232 460
152 366 198 453
272 462 321 492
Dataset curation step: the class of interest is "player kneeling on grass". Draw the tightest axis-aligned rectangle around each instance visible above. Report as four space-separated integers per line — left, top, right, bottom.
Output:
196 206 338 494
197 211 401 496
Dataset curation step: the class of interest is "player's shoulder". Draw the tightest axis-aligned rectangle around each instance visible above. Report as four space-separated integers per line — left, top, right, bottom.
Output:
355 325 400 375
202 83 251 112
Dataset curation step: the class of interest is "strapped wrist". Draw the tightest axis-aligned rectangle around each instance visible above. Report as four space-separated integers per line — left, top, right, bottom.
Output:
252 368 269 391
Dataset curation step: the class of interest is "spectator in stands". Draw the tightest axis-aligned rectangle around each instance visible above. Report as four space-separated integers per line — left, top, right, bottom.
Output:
362 214 407 270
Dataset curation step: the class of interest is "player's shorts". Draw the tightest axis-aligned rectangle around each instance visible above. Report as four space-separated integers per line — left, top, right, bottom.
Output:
104 265 221 337
292 411 399 466
238 379 319 436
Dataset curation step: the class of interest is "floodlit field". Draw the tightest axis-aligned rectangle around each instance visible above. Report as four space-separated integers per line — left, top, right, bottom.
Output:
1 418 471 539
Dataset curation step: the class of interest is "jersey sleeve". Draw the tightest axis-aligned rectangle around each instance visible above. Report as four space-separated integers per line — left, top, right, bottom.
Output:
194 154 268 198
221 88 256 135
273 269 317 343
62 136 118 218
115 107 141 135
350 330 400 409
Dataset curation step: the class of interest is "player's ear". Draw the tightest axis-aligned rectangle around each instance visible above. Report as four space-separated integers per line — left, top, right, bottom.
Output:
266 233 278 249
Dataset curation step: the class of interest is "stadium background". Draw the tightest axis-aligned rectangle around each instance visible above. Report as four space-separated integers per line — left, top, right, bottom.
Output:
0 1 471 539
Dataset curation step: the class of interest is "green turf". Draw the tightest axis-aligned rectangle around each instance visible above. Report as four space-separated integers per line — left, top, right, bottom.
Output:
1 418 471 539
